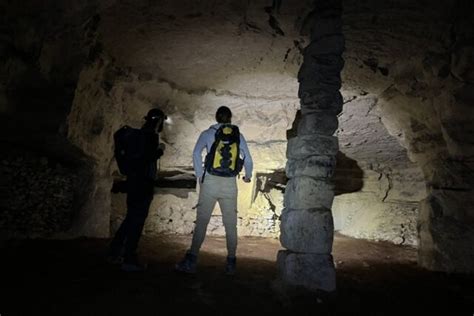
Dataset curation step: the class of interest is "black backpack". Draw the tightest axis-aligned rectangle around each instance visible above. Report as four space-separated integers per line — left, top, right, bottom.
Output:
205 124 244 177
113 125 146 176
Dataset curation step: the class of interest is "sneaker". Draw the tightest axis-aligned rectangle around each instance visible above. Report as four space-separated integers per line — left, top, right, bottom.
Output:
106 255 123 265
121 262 147 272
107 243 125 265
175 252 198 274
225 256 236 275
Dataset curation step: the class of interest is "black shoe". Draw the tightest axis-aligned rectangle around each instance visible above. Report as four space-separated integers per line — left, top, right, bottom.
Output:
121 261 147 272
106 255 124 265
175 252 198 274
225 256 236 275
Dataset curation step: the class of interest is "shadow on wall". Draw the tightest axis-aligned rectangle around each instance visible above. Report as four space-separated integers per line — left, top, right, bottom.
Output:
334 151 364 196
286 110 301 140
244 151 363 199
286 110 364 195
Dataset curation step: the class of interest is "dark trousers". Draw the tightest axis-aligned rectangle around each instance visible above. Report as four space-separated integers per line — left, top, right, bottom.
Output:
110 176 154 263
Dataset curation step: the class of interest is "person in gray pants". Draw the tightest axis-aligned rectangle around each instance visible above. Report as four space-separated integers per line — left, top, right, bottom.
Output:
175 106 253 275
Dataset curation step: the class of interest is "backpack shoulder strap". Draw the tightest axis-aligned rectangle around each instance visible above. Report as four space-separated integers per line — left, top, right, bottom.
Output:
226 124 240 143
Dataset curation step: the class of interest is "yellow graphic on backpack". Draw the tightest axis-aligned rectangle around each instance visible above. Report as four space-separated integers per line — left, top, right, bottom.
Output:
206 124 244 177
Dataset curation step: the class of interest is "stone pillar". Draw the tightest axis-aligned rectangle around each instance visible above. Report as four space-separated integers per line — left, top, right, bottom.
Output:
278 0 344 293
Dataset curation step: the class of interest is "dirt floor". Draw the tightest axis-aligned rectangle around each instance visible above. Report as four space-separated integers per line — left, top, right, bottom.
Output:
1 233 473 315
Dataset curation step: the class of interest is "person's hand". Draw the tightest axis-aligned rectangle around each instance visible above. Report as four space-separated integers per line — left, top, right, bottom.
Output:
156 143 166 158
242 176 251 183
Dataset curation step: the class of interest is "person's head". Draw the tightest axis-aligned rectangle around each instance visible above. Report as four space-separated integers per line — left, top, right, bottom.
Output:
144 108 167 132
215 106 232 124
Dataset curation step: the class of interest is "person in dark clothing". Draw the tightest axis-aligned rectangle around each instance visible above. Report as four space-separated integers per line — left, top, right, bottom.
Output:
272 0 282 14
109 108 166 272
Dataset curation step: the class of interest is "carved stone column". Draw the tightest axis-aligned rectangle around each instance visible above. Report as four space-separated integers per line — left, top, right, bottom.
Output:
278 0 344 293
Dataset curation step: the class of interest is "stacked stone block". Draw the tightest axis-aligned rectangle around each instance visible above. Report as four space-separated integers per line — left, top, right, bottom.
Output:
278 0 344 293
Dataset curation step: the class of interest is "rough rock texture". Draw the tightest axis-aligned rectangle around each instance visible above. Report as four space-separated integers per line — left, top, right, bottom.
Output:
67 58 120 238
67 0 431 248
0 153 75 237
418 196 474 273
333 95 427 246
333 171 422 246
96 0 302 170
3 0 473 276
0 0 422 248
0 0 116 239
0 0 116 135
111 184 284 239
277 251 336 292
278 0 344 292
0 142 94 239
280 208 334 253
68 0 306 238
111 189 197 236
284 177 335 210
341 0 474 272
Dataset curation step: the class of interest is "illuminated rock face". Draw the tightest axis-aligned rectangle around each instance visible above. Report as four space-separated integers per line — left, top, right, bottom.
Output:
67 0 306 239
2 0 474 275
67 1 426 249
0 0 429 245
72 0 424 248
333 96 427 247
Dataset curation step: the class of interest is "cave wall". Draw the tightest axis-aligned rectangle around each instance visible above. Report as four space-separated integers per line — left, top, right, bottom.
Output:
0 0 116 128
0 0 115 238
68 0 304 238
333 96 426 246
65 0 429 244
342 0 474 272
2 0 473 274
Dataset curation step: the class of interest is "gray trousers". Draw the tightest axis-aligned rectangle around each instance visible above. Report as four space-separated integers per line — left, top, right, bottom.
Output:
190 174 238 257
